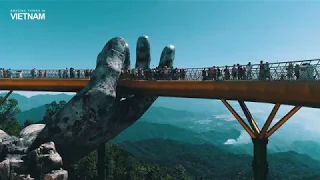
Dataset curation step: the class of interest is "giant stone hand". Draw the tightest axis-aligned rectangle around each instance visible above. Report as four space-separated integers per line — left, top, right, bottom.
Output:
29 36 175 166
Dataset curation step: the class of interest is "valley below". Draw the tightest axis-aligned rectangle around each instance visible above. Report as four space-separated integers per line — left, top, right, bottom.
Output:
3 93 320 179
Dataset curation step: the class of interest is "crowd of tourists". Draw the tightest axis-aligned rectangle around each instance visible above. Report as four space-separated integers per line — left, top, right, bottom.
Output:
200 61 303 80
0 61 316 80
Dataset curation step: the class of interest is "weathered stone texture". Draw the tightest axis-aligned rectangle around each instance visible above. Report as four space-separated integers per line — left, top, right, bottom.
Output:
0 128 67 180
43 170 68 180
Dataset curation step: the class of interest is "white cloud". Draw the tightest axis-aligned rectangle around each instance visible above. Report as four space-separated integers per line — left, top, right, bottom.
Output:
224 130 251 145
224 139 236 145
0 90 75 98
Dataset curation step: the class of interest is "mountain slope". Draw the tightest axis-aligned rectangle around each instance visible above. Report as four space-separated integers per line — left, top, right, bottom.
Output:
14 104 320 160
14 105 47 124
119 138 320 180
290 140 320 160
114 121 241 145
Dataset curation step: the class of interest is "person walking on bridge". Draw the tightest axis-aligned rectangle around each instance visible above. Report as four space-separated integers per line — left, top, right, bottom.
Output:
265 62 270 80
287 62 294 80
7 69 12 78
18 71 23 78
39 70 42 78
77 70 81 78
217 66 221 80
202 68 207 80
232 65 237 80
246 62 252 80
259 60 265 80
224 66 230 80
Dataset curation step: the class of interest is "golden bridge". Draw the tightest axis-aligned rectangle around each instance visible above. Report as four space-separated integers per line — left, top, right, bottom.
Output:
1 58 320 180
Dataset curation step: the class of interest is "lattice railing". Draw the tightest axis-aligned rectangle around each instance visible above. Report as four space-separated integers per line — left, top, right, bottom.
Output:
1 59 319 81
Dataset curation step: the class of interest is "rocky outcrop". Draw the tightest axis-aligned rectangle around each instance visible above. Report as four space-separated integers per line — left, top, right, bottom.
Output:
0 128 68 180
43 170 68 180
20 124 45 148
0 130 8 140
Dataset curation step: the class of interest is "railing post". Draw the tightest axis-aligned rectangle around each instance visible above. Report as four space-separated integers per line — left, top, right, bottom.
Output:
97 143 106 180
252 138 269 180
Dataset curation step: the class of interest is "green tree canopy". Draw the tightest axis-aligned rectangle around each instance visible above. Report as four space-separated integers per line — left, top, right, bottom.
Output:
42 100 66 123
0 96 22 136
24 119 33 127
0 97 21 127
4 118 22 136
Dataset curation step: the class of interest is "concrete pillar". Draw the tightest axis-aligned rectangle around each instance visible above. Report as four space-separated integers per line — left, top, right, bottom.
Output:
252 138 269 180
97 143 106 180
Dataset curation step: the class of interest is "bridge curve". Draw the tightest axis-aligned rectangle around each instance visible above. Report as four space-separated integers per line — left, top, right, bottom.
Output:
0 78 320 108
1 59 320 108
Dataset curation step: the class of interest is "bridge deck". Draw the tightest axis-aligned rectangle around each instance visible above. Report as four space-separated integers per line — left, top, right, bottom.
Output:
0 78 319 108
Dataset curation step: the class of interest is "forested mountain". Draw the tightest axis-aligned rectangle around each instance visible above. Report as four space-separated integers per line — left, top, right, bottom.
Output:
2 93 320 179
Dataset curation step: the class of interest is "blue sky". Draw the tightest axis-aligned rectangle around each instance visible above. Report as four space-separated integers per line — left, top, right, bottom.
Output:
1 1 320 69
0 0 319 97
0 1 320 92
0 0 320 138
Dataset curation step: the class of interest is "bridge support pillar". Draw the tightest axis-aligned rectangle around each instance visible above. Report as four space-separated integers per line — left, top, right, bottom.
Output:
252 138 268 180
97 143 107 180
220 99 301 180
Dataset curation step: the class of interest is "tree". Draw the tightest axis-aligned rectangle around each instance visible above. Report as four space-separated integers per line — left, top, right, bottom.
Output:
4 118 22 136
171 164 191 180
0 97 21 127
42 100 66 123
68 151 98 180
0 97 22 136
24 119 33 127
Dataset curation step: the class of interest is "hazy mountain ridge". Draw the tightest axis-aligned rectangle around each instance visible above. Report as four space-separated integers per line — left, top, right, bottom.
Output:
15 105 46 124
113 121 241 146
0 93 72 111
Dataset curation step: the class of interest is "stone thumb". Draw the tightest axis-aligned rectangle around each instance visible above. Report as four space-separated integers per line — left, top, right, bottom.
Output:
80 37 127 95
95 37 127 82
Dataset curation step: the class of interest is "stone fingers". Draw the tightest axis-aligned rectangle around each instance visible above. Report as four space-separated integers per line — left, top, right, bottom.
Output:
159 45 175 68
113 37 176 130
136 36 151 69
123 43 131 70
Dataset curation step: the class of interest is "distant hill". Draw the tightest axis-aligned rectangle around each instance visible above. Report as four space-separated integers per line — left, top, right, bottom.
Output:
152 97 229 114
15 103 241 132
290 140 320 160
0 93 73 111
14 105 46 124
3 93 232 116
119 138 320 180
114 121 241 145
